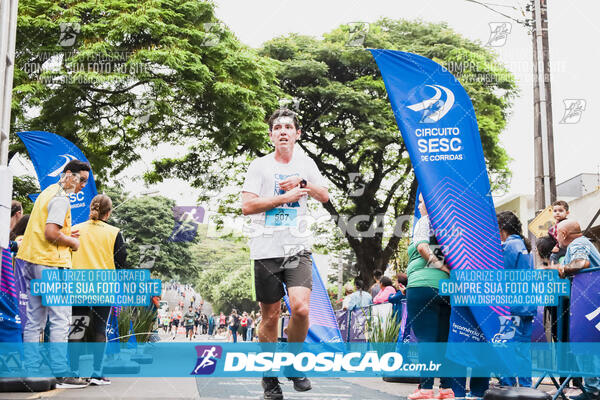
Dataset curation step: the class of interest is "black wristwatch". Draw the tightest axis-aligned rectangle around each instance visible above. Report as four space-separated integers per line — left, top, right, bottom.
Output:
300 178 307 188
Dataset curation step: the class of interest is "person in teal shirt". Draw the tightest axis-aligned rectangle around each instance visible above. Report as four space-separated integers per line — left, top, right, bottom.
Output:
406 194 454 400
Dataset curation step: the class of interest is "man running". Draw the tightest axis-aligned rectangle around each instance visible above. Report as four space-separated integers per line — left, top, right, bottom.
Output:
242 108 329 399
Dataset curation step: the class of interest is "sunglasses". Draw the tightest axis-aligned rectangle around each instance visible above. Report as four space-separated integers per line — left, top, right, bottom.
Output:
72 173 88 184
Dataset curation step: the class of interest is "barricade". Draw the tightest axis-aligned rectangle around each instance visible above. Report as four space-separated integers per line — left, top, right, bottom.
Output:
330 299 414 343
533 267 600 400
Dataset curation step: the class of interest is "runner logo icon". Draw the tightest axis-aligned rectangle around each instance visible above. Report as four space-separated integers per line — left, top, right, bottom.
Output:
407 85 455 123
191 345 222 375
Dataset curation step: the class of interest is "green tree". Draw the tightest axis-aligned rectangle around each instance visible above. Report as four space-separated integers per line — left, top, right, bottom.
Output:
192 226 256 313
11 0 280 185
11 175 39 214
108 194 198 281
256 19 517 284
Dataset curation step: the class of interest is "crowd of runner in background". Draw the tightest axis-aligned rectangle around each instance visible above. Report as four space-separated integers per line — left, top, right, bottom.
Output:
158 286 260 342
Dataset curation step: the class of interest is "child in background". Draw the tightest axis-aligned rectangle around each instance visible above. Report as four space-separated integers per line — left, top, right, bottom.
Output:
548 200 569 264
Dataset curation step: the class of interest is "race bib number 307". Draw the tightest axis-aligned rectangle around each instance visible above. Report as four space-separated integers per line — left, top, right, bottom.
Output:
265 208 297 227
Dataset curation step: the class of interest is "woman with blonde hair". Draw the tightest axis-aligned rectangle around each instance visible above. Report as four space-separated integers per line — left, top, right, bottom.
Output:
69 194 127 386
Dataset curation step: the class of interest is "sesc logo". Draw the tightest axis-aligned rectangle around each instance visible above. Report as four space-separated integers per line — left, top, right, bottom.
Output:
191 345 222 375
407 85 455 123
48 154 77 177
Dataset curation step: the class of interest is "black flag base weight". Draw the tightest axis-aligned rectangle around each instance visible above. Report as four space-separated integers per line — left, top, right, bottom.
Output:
0 377 56 392
484 386 552 400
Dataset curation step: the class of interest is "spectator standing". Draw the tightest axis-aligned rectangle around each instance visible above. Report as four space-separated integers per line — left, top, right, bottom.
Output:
17 160 90 388
370 270 383 298
546 219 600 400
343 278 373 310
372 276 396 304
10 214 30 244
240 312 249 341
497 211 535 388
69 194 126 386
229 309 240 343
247 312 255 342
218 312 226 334
10 200 23 230
208 313 215 336
405 194 456 400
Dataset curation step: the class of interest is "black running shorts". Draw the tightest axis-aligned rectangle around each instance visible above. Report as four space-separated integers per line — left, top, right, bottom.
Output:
253 250 313 304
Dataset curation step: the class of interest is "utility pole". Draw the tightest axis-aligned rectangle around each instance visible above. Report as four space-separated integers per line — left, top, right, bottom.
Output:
532 0 557 210
0 0 19 252
0 0 19 167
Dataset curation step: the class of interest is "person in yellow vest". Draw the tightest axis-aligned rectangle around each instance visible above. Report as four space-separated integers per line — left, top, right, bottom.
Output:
69 194 126 386
16 160 90 389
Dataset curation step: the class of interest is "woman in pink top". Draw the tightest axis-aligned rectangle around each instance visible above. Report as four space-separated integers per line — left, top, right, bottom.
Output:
372 276 396 304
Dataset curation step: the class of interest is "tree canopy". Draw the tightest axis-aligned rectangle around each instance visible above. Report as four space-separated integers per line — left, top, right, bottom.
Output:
256 19 517 282
11 0 280 184
191 226 255 314
105 189 198 281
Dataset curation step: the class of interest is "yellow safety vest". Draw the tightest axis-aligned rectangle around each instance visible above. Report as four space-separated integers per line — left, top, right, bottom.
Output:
17 184 72 268
71 219 119 269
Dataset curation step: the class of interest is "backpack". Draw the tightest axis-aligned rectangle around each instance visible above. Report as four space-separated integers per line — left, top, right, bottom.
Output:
232 315 240 328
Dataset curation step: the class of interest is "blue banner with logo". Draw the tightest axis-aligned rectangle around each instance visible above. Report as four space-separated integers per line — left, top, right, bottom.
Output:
370 50 508 368
570 269 600 343
283 256 343 343
17 131 98 225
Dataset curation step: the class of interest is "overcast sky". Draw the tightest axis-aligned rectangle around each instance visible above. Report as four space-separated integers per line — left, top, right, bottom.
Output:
11 0 598 207
207 0 598 202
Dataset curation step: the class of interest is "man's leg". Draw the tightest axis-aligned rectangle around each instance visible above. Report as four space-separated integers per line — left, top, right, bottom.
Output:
22 262 49 371
90 306 111 375
286 286 311 343
258 301 283 399
47 302 72 374
258 302 280 343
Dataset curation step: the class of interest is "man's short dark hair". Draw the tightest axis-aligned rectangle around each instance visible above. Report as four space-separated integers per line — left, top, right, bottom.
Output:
373 270 383 280
268 108 300 131
536 235 556 260
552 200 569 211
63 160 91 174
380 276 393 287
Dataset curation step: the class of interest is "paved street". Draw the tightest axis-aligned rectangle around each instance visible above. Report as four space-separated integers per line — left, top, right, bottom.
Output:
0 287 566 399
0 287 415 399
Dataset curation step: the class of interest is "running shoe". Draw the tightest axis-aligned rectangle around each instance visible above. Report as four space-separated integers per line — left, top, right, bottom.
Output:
288 376 312 392
56 376 89 389
436 388 455 399
408 388 435 400
262 377 283 400
89 372 111 386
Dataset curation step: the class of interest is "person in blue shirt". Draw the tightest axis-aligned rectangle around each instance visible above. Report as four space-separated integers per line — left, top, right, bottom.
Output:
342 278 373 311
497 211 535 388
